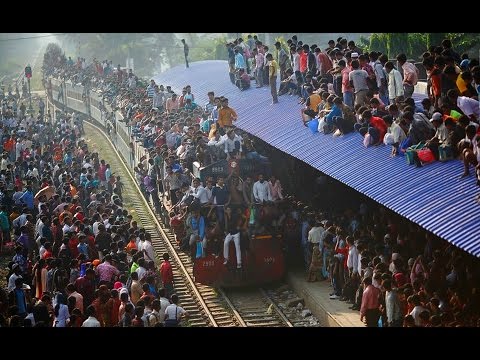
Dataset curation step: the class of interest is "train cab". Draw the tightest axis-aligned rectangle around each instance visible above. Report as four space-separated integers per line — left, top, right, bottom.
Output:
192 158 271 183
193 232 285 287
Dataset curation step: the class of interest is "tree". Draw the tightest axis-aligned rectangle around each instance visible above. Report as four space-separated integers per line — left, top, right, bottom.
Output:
407 33 428 60
385 33 409 59
427 33 446 49
368 33 388 55
213 36 228 60
366 33 479 61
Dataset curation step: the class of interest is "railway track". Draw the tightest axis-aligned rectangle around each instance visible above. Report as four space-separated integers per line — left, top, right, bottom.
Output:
47 94 314 327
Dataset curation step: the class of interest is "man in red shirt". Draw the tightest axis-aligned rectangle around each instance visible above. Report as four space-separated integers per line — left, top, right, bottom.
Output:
75 268 96 309
299 47 307 78
98 159 107 188
362 110 388 145
424 56 443 108
360 276 381 327
159 252 174 299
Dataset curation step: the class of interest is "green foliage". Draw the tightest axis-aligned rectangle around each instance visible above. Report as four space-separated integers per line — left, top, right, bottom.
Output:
60 34 165 77
274 36 289 51
427 33 446 49
190 37 217 62
368 33 388 55
407 33 428 60
385 33 409 59
368 33 479 60
213 36 228 60
445 33 480 54
358 35 371 52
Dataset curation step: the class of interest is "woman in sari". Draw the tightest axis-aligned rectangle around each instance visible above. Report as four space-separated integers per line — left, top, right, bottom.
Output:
32 258 48 299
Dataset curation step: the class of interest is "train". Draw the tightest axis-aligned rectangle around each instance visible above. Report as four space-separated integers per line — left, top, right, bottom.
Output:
47 76 286 288
193 233 285 287
192 158 272 183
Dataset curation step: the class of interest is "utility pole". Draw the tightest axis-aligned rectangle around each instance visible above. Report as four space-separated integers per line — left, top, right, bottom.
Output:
63 77 67 113
28 77 32 112
24 64 33 112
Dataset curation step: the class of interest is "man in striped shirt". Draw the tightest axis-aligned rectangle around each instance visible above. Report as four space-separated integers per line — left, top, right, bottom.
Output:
205 91 216 114
146 79 156 98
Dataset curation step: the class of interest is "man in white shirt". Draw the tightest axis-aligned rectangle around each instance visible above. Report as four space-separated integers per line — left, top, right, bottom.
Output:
127 75 136 90
147 299 162 327
135 258 147 281
7 264 22 291
385 61 404 104
224 129 243 159
164 294 188 327
408 294 427 326
152 86 165 112
307 220 325 247
383 115 407 156
141 234 156 263
346 237 359 276
157 288 171 324
383 279 403 327
253 174 272 203
447 89 480 121
427 113 450 145
190 178 209 205
252 48 264 88
82 159 93 170
62 217 75 234
82 305 101 327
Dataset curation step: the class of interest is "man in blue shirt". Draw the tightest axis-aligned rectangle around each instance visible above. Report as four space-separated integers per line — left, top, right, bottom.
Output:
9 277 28 318
188 210 205 259
212 177 229 230
234 47 246 71
20 186 34 211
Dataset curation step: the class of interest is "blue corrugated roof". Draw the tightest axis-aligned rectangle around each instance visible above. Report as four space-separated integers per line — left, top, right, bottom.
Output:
154 60 480 257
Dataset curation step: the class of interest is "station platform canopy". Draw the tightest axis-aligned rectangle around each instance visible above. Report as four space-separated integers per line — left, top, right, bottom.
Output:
154 60 480 257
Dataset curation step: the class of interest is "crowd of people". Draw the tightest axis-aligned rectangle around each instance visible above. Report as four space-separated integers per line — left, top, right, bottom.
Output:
224 34 480 327
0 54 194 327
1 34 479 328
228 35 480 193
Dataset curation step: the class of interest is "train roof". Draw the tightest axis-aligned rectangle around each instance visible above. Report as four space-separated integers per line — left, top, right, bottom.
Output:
155 60 480 258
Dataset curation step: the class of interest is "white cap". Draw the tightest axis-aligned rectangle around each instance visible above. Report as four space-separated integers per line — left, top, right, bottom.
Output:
430 112 443 122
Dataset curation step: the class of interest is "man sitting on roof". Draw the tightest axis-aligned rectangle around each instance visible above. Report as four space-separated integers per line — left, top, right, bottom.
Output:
383 115 407 157
302 86 321 124
278 68 298 96
235 69 251 91
355 110 387 146
402 108 435 146
184 98 198 111
425 113 455 160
